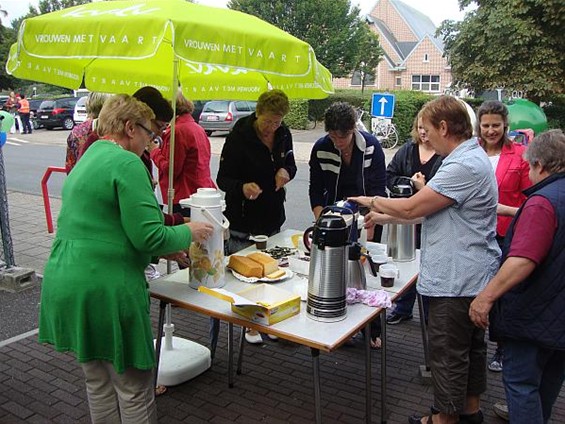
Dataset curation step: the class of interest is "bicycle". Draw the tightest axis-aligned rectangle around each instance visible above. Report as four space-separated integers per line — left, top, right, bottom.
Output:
371 117 399 149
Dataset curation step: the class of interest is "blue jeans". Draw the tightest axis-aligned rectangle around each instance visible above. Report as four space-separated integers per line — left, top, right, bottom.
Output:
391 284 429 320
503 340 565 424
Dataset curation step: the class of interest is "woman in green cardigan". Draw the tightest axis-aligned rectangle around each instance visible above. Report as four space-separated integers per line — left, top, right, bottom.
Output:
39 94 213 423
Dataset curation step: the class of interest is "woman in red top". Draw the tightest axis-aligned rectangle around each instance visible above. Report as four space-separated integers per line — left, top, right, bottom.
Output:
149 91 216 216
478 101 531 242
477 100 531 374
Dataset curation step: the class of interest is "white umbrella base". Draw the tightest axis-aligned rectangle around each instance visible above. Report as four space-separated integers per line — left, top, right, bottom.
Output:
153 336 211 386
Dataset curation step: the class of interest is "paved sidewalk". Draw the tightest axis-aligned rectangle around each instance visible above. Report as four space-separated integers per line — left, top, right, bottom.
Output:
1 169 564 421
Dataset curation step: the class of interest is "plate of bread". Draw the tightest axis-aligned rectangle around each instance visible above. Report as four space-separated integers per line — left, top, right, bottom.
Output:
227 252 293 283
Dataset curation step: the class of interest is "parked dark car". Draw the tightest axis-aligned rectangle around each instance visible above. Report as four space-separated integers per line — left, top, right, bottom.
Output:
37 97 79 130
198 100 257 136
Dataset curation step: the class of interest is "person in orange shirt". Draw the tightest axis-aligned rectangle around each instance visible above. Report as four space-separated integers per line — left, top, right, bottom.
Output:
17 94 32 134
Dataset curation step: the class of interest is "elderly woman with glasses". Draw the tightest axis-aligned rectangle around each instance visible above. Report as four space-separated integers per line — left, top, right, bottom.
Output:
217 89 296 345
217 89 296 254
38 94 213 424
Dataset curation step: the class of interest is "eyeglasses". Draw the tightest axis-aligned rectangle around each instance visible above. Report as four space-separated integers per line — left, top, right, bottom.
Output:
260 117 283 128
328 130 354 139
136 122 160 145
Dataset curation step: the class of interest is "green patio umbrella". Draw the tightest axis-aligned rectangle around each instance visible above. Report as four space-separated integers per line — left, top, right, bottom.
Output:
6 0 333 212
6 0 333 100
6 0 334 387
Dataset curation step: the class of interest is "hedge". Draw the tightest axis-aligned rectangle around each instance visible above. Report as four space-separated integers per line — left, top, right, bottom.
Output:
290 90 564 142
294 89 435 144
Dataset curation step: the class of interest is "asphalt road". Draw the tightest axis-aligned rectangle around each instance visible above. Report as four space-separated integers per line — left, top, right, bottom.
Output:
2 128 317 232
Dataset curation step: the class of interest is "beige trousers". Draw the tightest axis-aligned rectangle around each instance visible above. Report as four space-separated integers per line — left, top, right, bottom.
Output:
81 361 157 424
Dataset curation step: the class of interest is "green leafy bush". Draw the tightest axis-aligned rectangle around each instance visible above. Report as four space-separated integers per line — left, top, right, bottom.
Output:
543 96 565 131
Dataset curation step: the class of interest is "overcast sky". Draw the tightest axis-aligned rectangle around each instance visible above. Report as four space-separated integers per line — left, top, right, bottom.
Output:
3 0 472 26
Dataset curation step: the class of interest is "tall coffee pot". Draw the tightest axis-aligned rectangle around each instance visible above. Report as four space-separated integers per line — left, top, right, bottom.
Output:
307 214 348 322
387 183 416 262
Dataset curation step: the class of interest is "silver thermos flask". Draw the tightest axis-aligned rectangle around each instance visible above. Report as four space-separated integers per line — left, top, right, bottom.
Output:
307 214 348 322
387 184 416 262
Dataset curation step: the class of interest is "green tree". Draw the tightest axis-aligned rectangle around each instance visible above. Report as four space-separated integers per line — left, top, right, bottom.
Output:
37 0 92 14
352 23 382 93
438 0 565 100
227 0 382 78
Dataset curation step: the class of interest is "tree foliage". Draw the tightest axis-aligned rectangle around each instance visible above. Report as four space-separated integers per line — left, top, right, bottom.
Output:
227 0 382 78
438 0 565 100
37 0 92 14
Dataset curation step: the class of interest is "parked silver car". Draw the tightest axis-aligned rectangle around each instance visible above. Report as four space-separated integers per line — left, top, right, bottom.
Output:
198 100 257 136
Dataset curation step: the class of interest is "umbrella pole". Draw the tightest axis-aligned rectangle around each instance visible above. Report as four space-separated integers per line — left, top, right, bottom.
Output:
154 57 210 388
166 58 179 275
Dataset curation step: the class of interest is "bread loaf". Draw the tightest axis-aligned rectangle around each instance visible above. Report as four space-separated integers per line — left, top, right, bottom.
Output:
246 252 279 276
228 255 262 278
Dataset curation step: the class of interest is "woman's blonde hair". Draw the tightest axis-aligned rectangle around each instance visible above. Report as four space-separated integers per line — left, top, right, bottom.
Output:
256 89 290 116
410 111 424 144
86 92 111 119
97 94 155 137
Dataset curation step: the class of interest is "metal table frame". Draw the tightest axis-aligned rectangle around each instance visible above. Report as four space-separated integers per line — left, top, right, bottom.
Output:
151 230 419 423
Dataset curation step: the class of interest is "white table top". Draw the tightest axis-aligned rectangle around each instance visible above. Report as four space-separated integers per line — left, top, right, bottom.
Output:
150 229 419 352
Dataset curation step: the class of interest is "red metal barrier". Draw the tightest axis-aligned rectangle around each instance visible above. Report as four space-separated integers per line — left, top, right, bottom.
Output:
41 166 66 233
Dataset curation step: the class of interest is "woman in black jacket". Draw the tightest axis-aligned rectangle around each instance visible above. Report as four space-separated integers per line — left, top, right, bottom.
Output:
217 89 296 344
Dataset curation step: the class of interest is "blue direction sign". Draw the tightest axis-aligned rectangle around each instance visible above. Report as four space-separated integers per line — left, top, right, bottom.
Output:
371 93 396 118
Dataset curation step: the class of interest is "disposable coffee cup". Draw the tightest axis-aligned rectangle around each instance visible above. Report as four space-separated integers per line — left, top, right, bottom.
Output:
366 242 387 256
252 235 268 250
379 264 399 288
370 253 388 272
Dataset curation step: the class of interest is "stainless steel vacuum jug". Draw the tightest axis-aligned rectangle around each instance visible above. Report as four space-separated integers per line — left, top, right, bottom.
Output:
307 214 348 322
387 183 416 262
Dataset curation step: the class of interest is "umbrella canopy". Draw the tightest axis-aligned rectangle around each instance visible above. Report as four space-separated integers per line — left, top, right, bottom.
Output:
6 0 333 100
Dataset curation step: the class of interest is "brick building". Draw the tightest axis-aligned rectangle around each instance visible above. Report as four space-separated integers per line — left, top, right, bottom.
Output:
333 0 452 93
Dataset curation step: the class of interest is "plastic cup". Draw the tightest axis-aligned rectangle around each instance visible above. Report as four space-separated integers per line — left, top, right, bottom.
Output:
253 235 268 250
379 263 399 288
370 253 388 272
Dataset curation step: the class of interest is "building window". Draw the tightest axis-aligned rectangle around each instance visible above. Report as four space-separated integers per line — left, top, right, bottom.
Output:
423 53 429 62
395 76 402 86
351 70 375 86
412 75 440 92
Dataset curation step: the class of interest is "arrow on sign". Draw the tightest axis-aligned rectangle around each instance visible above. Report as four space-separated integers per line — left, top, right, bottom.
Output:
378 97 388 116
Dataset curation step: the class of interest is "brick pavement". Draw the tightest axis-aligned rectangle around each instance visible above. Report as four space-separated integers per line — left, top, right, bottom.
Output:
1 145 565 422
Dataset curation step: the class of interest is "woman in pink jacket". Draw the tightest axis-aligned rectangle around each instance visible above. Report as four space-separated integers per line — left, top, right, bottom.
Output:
477 100 531 374
149 91 216 216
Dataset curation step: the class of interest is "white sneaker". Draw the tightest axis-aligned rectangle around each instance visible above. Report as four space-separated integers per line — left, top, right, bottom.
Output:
244 330 263 344
267 334 278 341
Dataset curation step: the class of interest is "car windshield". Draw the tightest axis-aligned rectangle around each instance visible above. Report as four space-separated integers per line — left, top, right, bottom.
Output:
204 101 229 113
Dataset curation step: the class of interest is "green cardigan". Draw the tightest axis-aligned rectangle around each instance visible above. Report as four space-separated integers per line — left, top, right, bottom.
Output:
39 141 191 373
